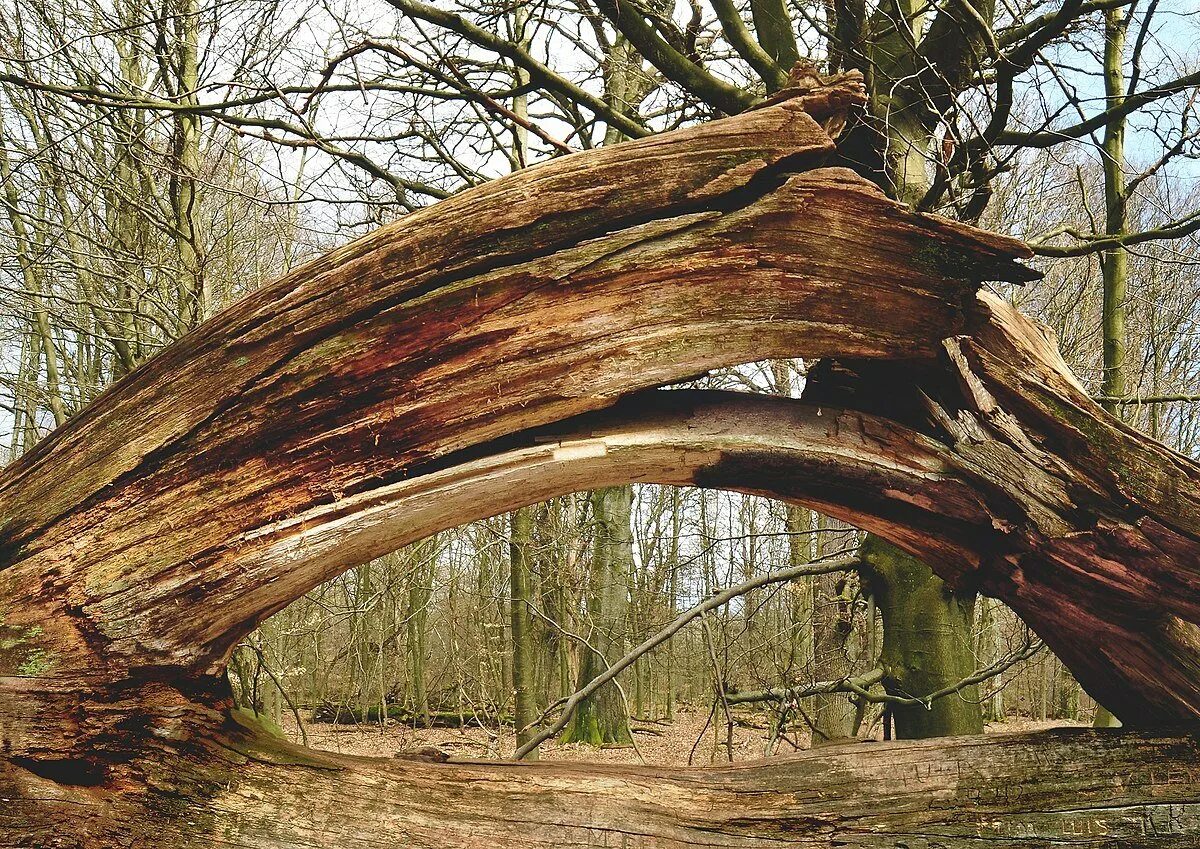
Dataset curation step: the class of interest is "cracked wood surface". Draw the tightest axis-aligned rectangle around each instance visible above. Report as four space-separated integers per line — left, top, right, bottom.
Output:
1 163 1024 675
4 721 1199 848
0 77 1032 760
2 71 1200 848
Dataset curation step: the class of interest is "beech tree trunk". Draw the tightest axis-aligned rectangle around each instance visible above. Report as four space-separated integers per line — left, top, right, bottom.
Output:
406 539 436 727
2 71 1200 846
810 523 856 743
510 506 540 757
859 534 984 738
1094 5 1131 732
561 486 634 746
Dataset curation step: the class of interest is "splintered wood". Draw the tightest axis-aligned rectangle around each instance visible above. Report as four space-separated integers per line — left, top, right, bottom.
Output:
2 71 1199 848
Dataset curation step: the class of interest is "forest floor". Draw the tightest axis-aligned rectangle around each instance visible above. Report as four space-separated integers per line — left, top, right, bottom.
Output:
280 706 1087 766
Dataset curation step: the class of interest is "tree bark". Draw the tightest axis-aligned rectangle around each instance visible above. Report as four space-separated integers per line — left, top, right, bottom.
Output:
406 540 436 727
1094 2 1132 731
810 519 856 743
977 596 1007 722
3 72 1200 843
510 506 540 757
560 486 634 745
167 0 207 329
3 72 1035 759
859 534 984 738
4 719 1199 848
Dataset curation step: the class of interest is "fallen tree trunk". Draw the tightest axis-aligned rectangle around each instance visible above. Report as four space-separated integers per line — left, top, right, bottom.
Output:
4 719 1200 848
3 70 1200 846
0 72 1036 763
309 703 508 728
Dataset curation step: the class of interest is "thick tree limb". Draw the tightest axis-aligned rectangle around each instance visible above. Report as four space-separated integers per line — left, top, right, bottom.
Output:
748 0 801 68
3 77 1200 846
591 0 758 115
710 0 789 91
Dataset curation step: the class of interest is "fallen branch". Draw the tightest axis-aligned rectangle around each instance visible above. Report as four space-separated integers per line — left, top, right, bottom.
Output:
727 636 1044 711
514 554 861 759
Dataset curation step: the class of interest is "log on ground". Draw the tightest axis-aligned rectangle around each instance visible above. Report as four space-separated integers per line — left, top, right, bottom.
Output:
3 720 1198 848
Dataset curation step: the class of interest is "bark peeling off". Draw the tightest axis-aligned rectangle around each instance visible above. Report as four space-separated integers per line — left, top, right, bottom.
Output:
3 73 1200 847
0 156 1032 683
4 722 1200 848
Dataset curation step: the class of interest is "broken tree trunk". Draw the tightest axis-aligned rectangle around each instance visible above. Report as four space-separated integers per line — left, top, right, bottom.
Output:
6 717 1200 848
2 72 1200 846
0 74 1032 762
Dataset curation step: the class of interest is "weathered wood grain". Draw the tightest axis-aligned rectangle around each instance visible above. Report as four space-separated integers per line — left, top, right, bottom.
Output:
0 98 1037 762
3 71 1200 848
3 722 1199 848
794 294 1200 725
0 164 1026 677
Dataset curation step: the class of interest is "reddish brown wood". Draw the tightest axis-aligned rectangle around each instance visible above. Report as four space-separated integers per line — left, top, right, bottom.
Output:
4 718 1200 848
2 71 1199 847
0 76 1033 759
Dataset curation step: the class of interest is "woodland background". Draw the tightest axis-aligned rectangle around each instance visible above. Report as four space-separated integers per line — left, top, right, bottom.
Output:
2 0 1199 762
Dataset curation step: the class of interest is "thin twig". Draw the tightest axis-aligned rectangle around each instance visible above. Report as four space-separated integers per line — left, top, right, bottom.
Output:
514 555 861 759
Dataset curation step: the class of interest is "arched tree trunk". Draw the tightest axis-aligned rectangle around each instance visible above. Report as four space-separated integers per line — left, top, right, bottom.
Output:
3 72 1200 846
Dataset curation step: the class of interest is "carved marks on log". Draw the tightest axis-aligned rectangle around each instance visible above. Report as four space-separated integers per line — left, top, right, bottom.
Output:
4 727 1199 847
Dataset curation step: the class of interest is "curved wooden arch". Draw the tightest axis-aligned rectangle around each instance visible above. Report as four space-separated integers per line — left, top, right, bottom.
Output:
3 76 1200 847
0 94 1031 700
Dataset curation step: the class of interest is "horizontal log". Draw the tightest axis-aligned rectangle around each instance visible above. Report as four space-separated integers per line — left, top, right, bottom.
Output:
4 70 1200 847
3 721 1199 847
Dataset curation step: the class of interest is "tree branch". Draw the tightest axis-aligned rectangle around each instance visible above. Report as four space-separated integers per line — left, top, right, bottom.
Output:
1030 209 1200 257
591 0 757 114
998 70 1200 148
386 0 650 138
514 554 862 758
709 0 789 91
729 634 1044 711
748 0 801 69
1093 394 1200 404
